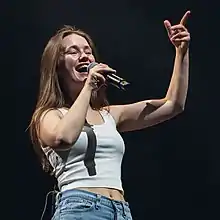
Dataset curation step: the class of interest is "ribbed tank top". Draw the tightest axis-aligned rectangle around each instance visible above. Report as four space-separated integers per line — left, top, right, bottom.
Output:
42 109 125 193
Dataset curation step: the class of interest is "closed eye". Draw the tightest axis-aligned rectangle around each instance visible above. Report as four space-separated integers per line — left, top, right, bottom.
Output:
68 51 78 54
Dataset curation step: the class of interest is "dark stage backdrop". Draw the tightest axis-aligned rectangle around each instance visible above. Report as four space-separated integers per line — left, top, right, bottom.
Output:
4 0 219 219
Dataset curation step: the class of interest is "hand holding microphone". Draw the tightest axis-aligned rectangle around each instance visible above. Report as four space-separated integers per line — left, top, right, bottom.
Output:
84 63 114 90
86 62 130 91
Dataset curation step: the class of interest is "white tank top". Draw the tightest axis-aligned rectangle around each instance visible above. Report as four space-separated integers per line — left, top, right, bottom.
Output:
42 109 125 193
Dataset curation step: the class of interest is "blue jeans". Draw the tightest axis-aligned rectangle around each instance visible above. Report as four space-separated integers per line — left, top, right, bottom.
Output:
52 189 133 220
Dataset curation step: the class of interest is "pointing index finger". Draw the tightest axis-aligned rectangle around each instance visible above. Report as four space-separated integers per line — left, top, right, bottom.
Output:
180 10 191 26
164 20 172 36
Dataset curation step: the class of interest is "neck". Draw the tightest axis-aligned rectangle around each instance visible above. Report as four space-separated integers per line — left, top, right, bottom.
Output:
64 80 84 105
64 82 95 112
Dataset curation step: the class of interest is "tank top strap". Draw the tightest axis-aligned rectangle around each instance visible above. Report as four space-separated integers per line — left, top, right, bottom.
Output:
57 108 68 116
57 107 117 127
99 109 117 128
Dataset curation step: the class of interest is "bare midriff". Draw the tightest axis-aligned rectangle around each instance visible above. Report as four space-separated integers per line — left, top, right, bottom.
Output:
77 187 125 201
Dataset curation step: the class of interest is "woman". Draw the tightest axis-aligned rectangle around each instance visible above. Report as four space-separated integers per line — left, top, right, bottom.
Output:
29 11 191 220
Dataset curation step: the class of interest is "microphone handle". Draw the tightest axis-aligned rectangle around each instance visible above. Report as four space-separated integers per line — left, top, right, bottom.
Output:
87 62 130 90
106 73 130 90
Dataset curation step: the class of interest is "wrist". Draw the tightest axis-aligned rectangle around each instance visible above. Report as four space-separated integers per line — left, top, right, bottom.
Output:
175 47 189 56
175 48 189 61
83 83 94 93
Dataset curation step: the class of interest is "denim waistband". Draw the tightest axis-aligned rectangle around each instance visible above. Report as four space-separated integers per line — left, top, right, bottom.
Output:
56 188 130 211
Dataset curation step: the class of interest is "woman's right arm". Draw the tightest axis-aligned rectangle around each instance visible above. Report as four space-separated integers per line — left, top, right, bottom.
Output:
38 63 114 148
39 84 93 148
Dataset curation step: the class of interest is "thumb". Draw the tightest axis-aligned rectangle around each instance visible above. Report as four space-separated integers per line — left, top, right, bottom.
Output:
164 20 172 37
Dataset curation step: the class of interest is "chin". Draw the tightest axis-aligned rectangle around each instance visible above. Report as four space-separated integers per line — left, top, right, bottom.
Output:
72 71 88 82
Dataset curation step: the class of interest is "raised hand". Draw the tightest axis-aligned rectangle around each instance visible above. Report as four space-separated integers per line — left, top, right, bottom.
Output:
164 11 191 55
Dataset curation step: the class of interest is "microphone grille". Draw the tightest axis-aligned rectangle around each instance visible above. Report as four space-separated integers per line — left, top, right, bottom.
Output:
87 62 98 72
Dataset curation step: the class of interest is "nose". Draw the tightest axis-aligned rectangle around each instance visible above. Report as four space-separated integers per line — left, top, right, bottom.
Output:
79 51 89 61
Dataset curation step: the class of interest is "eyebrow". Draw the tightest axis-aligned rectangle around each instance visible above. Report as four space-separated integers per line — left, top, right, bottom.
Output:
66 45 92 51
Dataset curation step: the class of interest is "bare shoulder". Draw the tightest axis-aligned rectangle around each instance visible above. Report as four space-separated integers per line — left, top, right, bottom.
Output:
41 108 61 120
107 105 124 125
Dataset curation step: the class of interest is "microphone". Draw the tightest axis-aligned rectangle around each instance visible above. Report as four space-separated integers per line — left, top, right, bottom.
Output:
87 62 130 90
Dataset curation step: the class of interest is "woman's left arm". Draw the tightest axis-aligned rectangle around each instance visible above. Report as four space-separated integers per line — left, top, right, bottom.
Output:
110 11 191 132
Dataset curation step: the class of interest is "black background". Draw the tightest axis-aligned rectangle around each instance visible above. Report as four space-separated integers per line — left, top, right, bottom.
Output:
3 0 219 219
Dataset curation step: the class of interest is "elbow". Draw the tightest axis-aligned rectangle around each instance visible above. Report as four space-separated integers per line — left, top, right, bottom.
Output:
52 123 82 147
173 102 185 115
55 134 73 147
165 99 185 115
44 132 65 148
55 130 77 146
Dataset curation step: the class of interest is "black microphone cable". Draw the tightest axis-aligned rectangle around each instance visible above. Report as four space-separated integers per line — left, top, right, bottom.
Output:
40 188 58 220
40 156 59 220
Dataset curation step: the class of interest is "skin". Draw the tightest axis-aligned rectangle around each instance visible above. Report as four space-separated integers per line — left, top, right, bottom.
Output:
39 11 191 201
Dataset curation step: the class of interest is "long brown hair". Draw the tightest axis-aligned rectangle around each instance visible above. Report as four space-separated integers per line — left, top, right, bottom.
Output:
29 25 109 174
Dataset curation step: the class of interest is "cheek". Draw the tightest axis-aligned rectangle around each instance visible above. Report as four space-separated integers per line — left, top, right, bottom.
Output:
65 56 77 70
89 55 96 62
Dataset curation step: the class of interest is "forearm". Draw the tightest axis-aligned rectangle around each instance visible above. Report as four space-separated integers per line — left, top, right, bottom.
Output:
56 85 92 144
165 49 189 109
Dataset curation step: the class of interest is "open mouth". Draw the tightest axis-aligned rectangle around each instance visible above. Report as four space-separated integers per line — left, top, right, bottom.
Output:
76 63 90 73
